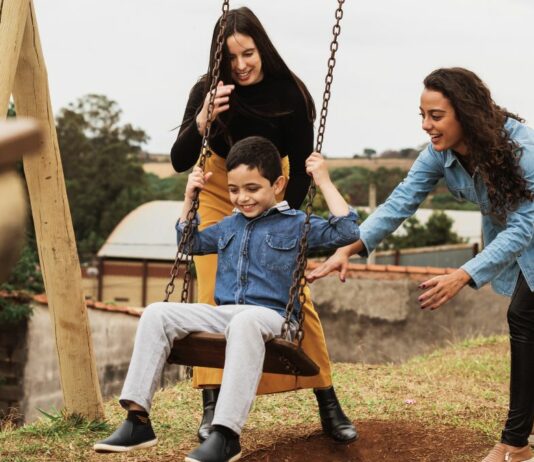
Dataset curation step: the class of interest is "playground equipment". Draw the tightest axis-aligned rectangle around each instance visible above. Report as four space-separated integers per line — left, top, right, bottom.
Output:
166 0 345 377
0 0 104 420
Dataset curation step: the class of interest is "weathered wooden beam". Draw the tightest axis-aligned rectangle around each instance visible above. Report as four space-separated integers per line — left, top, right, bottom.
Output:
10 1 104 420
0 0 29 113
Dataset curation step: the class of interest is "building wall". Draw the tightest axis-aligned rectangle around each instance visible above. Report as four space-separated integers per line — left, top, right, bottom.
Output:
0 320 27 425
310 274 509 364
19 304 186 423
82 260 194 308
359 243 478 269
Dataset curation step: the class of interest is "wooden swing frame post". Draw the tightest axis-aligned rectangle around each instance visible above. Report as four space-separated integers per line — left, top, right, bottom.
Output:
0 0 104 420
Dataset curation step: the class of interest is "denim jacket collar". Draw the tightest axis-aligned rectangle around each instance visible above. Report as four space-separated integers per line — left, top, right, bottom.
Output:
443 150 458 168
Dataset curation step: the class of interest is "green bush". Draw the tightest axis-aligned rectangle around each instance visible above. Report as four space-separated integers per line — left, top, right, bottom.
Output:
0 241 43 325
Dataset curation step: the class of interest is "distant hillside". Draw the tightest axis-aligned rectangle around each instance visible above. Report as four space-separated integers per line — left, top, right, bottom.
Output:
143 157 416 179
325 157 414 171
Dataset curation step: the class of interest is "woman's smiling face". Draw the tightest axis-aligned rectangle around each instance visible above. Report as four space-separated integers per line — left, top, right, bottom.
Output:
420 88 467 155
226 33 263 86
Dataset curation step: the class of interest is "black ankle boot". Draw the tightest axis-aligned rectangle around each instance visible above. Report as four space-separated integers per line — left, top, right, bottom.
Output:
313 387 358 443
198 388 220 442
186 426 241 462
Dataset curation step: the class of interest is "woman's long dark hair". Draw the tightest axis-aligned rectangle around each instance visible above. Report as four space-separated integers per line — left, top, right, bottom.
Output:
202 7 315 132
424 67 533 221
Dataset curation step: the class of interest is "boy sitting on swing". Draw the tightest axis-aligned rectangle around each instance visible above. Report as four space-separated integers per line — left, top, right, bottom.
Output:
93 136 359 462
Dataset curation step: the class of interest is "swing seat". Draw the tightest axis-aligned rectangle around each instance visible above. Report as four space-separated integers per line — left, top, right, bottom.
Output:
168 332 320 376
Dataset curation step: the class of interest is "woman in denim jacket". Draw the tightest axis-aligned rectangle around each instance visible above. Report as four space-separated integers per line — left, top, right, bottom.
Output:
309 67 534 462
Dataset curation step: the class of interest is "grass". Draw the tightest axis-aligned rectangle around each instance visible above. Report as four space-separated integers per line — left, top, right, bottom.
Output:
0 335 510 461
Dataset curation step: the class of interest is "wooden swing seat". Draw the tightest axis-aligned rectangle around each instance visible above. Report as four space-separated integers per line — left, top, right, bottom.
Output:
168 332 320 376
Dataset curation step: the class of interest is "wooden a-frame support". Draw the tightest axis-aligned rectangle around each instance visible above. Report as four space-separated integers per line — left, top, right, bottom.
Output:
0 0 104 420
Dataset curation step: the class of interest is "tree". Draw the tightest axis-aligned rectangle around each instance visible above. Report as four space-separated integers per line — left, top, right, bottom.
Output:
0 238 43 325
363 148 376 159
7 101 16 118
329 166 406 206
425 212 463 246
56 95 151 259
399 148 419 158
379 211 465 250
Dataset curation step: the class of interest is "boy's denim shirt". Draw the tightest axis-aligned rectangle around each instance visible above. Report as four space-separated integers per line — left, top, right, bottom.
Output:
176 202 359 319
359 118 534 297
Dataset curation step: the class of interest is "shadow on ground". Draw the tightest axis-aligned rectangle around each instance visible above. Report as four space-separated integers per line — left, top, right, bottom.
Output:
243 420 492 462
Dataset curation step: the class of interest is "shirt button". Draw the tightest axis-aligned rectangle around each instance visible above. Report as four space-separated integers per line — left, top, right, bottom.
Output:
241 275 246 282
238 298 244 303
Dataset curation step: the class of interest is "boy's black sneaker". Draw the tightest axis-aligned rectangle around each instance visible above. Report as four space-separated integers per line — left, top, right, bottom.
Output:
185 426 241 462
93 411 158 453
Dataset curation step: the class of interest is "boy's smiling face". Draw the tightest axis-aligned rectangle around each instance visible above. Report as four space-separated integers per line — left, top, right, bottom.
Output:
227 164 285 218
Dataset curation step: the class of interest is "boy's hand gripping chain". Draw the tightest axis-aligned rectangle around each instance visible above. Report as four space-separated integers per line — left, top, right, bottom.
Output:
164 0 230 303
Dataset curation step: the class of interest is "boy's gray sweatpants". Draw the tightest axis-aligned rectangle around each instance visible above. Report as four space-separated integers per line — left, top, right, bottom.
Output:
119 302 286 435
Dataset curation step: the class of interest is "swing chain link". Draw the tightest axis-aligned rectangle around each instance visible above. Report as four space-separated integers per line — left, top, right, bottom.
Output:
164 0 230 303
316 0 344 154
282 0 345 347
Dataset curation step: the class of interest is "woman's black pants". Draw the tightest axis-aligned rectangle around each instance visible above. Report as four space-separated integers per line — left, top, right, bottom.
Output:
502 271 534 447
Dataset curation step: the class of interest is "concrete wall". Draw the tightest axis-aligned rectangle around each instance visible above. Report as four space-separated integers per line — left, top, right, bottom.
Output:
0 320 27 425
19 304 186 423
310 275 509 364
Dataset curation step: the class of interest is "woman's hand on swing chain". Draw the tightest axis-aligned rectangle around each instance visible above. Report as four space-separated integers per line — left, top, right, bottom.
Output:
196 81 235 135
417 269 472 310
185 167 213 200
305 152 330 187
306 248 351 283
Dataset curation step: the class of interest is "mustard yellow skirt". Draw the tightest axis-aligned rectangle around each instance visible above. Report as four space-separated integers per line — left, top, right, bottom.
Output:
192 152 332 394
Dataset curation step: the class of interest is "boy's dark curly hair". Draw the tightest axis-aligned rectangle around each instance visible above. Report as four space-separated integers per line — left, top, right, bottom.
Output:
424 67 533 221
226 136 282 184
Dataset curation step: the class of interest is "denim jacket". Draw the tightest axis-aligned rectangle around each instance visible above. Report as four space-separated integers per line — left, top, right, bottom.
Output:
359 118 534 297
176 202 359 318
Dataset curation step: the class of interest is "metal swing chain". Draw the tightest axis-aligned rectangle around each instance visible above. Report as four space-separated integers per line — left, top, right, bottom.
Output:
164 0 230 303
281 0 345 346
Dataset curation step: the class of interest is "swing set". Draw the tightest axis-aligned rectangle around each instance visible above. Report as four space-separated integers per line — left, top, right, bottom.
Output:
165 0 346 377
0 0 345 421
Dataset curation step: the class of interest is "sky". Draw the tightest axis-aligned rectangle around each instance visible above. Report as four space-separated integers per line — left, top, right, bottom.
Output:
32 0 534 157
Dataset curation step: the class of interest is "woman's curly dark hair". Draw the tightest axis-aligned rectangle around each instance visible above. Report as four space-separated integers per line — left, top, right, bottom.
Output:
424 67 533 221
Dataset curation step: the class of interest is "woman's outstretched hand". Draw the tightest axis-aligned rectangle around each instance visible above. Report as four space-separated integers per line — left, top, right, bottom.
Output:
307 248 351 283
417 269 472 310
196 81 235 135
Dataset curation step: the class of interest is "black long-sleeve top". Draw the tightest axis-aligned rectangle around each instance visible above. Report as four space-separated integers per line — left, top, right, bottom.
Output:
170 75 313 209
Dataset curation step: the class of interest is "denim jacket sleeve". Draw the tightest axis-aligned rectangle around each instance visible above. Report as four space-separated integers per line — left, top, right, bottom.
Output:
358 147 444 256
461 144 534 288
306 209 360 251
175 215 222 255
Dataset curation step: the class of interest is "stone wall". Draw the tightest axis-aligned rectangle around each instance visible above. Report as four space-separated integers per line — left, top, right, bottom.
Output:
14 303 186 424
309 272 509 364
0 320 27 425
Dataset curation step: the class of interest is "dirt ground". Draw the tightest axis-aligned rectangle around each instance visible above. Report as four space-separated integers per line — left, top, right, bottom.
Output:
243 420 491 462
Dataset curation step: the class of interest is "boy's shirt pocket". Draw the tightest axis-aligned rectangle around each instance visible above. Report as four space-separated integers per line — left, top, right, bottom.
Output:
261 234 298 271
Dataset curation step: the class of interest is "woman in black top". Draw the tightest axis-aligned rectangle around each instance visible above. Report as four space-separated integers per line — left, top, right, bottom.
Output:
171 7 357 447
